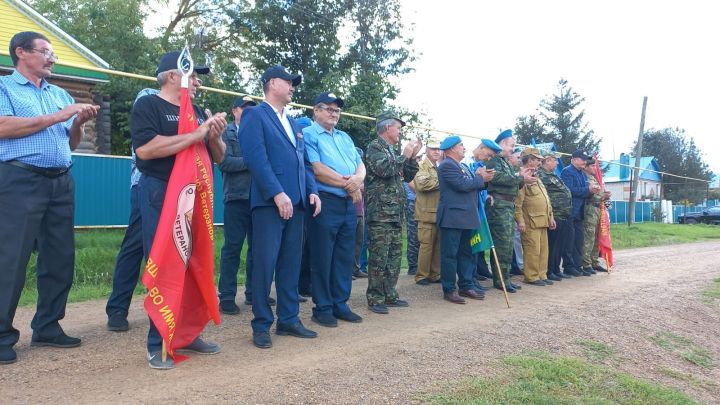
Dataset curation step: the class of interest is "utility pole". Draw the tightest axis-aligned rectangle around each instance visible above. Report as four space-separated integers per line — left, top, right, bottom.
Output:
628 96 647 225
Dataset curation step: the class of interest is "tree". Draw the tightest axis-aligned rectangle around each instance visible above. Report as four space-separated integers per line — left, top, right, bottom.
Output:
28 0 159 155
514 79 600 163
635 127 714 203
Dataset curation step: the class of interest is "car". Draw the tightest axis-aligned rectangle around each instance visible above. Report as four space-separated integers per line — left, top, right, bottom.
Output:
678 206 720 225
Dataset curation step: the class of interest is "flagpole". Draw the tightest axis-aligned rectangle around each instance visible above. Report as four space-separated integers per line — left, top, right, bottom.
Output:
605 253 612 274
491 247 511 308
162 340 167 363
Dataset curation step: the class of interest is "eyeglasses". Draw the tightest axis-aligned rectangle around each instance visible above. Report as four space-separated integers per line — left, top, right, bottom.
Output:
28 48 58 61
318 105 341 115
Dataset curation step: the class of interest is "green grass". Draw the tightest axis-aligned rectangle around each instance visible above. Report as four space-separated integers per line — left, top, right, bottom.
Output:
430 352 697 404
611 223 720 250
576 339 617 362
16 222 720 305
650 332 716 369
659 367 718 391
702 278 720 304
18 227 245 306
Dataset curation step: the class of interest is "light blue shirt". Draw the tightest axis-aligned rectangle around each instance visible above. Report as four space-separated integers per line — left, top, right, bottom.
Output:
303 121 361 197
0 70 76 168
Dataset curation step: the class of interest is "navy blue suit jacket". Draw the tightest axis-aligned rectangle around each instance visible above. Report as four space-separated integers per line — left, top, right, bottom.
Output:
239 102 317 210
560 165 589 220
437 158 486 230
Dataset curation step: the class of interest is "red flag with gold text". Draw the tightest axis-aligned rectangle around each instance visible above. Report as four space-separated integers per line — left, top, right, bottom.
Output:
594 154 614 268
141 86 220 357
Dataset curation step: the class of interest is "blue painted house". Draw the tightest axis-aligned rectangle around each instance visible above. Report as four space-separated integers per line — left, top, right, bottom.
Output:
601 153 662 201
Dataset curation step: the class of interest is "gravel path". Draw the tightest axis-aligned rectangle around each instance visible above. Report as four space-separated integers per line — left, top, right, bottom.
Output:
3 241 720 404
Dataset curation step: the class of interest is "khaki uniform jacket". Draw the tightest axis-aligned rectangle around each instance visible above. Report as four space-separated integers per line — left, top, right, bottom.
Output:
414 157 440 223
515 179 554 229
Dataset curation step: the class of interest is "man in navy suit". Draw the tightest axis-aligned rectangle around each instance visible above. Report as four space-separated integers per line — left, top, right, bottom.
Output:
437 136 495 304
239 65 322 349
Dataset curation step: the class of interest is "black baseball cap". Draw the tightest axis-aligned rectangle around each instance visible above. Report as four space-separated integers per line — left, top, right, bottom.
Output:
260 65 302 87
314 91 344 108
232 95 257 109
155 51 210 76
571 149 590 160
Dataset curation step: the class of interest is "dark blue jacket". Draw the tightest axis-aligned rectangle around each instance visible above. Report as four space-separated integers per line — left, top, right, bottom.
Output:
560 165 589 220
239 102 317 209
437 158 485 230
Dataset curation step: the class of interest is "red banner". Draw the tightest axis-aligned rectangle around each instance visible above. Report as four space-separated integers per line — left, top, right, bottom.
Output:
142 87 220 357
594 154 614 268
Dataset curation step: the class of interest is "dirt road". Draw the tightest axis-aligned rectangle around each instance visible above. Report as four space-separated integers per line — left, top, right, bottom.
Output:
3 241 719 404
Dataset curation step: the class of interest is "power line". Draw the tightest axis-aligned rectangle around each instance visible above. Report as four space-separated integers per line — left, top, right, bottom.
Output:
0 51 709 184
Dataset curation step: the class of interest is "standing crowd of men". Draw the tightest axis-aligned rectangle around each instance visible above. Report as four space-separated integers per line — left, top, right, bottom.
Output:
0 31 610 369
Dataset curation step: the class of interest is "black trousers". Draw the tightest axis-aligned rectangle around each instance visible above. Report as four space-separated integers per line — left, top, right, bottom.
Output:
548 217 572 275
0 163 75 348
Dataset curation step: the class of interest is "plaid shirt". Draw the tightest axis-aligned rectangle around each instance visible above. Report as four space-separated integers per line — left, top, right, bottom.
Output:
0 70 76 168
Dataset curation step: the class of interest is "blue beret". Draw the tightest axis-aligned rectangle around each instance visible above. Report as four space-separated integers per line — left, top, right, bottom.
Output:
440 135 462 150
494 129 513 143
480 138 502 153
296 116 313 130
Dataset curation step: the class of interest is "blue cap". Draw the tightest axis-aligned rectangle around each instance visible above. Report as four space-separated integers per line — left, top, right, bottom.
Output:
295 116 313 130
261 65 302 87
494 129 513 143
439 135 462 150
314 91 344 108
479 138 502 153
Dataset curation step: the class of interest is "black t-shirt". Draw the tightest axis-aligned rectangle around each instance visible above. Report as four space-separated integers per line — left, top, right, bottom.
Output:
131 94 207 181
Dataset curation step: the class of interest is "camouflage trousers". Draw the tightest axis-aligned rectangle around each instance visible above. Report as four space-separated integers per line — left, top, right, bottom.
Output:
405 200 419 272
487 199 515 288
582 205 601 267
366 221 402 305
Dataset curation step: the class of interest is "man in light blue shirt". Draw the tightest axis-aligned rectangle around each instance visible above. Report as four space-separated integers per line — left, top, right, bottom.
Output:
0 31 98 365
304 91 365 327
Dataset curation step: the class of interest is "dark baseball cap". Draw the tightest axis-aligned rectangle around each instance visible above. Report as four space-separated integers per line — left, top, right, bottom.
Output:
232 95 257 109
314 91 344 108
376 111 406 127
572 149 590 160
155 51 210 76
260 65 302 87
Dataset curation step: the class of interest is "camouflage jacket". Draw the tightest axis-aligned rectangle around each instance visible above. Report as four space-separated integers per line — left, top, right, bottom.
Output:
364 137 419 223
486 155 524 198
538 167 572 219
586 174 604 207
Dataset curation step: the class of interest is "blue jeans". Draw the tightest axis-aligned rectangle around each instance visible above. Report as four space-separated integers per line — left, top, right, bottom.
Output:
137 175 166 352
106 185 144 317
218 199 253 302
309 193 356 317
440 228 475 293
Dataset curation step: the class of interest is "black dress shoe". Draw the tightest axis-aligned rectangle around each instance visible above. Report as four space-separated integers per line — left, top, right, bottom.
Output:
543 279 554 285
585 267 597 275
385 299 409 307
0 346 17 365
459 289 485 300
368 304 389 314
252 332 272 349
495 284 516 293
559 272 573 279
219 300 240 315
593 265 608 272
31 333 81 348
335 311 363 323
523 280 546 286
107 311 129 332
416 279 430 286
353 270 369 278
311 313 338 328
276 322 317 338
443 291 466 304
565 269 581 277
580 270 592 277
547 273 562 282
510 282 522 290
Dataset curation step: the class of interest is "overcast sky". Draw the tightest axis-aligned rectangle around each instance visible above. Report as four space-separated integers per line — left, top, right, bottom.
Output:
395 0 719 173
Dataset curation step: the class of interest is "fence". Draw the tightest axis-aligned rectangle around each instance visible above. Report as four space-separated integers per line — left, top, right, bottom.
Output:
606 200 659 224
72 153 225 227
